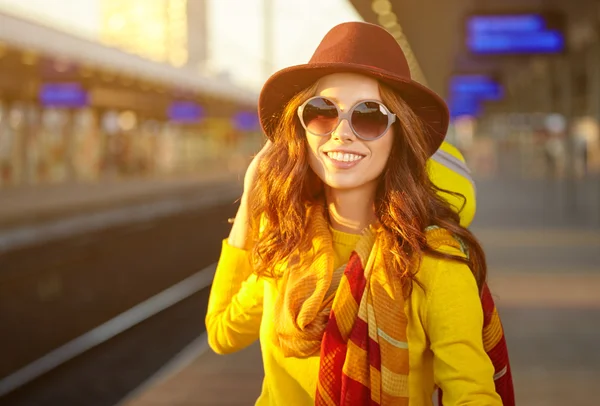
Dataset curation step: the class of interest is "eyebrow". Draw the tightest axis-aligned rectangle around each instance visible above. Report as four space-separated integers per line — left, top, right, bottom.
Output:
319 95 340 104
318 96 384 110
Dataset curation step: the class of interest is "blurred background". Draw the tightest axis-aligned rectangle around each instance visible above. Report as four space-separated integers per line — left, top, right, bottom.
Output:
0 0 598 405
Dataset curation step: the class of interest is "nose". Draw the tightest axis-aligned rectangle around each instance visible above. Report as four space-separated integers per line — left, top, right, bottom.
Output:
331 117 356 143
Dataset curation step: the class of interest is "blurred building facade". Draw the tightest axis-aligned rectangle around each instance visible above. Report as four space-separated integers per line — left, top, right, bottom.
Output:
0 0 365 190
99 0 207 70
0 8 259 190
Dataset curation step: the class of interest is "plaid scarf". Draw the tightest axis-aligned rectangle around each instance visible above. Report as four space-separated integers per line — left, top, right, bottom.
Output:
273 206 514 405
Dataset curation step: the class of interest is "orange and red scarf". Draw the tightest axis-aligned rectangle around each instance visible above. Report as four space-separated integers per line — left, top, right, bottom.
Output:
273 206 514 405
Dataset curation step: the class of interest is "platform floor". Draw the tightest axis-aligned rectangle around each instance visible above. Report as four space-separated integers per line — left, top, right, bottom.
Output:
121 340 263 406
0 171 241 230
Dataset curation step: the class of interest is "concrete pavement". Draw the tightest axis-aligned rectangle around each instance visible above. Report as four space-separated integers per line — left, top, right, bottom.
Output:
472 177 600 229
0 172 243 230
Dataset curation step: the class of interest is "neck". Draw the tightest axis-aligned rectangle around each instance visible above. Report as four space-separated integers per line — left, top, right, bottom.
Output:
325 183 377 234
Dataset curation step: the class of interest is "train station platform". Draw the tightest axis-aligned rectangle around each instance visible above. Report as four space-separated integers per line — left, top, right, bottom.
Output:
0 171 242 229
0 170 244 252
119 225 600 406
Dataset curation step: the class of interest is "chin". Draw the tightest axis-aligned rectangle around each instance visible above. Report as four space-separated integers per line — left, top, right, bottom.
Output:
322 173 370 190
309 161 379 191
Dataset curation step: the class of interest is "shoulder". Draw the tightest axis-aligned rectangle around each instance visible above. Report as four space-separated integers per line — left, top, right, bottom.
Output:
419 227 467 274
425 227 467 257
409 229 481 331
413 227 473 296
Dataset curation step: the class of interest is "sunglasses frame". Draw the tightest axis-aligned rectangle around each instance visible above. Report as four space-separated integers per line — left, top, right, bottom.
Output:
297 96 397 141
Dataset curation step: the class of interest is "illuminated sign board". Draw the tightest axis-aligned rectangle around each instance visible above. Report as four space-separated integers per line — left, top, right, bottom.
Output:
448 97 481 119
448 75 504 118
450 75 503 100
233 111 259 131
168 101 204 123
465 12 566 55
40 83 88 107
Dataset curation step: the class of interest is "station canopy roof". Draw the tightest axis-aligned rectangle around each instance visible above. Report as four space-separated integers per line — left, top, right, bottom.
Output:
0 11 258 106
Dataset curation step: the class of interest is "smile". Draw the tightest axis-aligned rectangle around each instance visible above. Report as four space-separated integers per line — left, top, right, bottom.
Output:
325 152 364 162
323 151 365 169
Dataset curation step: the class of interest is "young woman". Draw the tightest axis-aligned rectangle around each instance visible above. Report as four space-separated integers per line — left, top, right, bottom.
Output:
206 22 514 405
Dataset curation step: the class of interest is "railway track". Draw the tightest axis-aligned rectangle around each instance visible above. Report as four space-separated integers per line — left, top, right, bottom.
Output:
0 199 237 406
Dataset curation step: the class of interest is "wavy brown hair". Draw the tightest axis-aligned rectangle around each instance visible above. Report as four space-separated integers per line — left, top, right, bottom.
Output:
248 81 487 295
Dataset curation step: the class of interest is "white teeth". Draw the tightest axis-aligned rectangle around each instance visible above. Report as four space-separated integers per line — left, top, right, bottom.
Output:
326 152 363 162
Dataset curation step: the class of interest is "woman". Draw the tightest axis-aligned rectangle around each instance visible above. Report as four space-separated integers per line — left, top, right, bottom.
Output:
206 22 514 405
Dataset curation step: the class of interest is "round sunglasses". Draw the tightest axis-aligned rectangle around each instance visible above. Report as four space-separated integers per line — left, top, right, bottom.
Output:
297 96 396 141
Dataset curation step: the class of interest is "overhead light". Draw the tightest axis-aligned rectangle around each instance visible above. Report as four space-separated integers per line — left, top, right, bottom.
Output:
378 12 398 29
371 0 392 15
387 24 403 38
118 110 137 131
370 0 428 85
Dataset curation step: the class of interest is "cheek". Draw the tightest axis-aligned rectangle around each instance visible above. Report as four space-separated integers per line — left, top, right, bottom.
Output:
306 134 324 170
371 131 394 170
306 134 319 155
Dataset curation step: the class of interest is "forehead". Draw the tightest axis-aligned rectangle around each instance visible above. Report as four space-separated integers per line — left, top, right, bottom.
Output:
315 73 381 107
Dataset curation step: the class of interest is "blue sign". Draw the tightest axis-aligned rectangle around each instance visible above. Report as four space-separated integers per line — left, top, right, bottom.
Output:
168 101 204 123
448 96 482 119
468 31 564 54
466 13 565 55
468 14 545 34
233 111 259 131
40 83 88 107
450 75 503 101
448 74 503 118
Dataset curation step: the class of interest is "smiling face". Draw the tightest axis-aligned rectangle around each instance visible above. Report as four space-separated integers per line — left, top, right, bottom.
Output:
303 73 395 192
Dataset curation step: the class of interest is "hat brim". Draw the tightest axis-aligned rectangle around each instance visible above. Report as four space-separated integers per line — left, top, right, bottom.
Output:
258 63 449 155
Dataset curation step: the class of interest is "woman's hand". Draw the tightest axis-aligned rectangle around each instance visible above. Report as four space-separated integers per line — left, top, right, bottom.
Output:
243 139 272 197
229 139 272 250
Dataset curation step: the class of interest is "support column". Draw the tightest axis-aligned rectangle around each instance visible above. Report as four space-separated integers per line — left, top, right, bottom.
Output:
587 37 600 221
263 0 274 79
557 56 577 214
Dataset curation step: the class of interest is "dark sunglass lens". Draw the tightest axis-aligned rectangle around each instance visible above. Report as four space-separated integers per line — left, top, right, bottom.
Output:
351 102 390 139
302 98 338 135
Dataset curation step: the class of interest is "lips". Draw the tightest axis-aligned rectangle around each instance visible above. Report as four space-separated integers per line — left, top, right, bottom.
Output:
325 151 364 162
323 150 365 169
324 149 366 156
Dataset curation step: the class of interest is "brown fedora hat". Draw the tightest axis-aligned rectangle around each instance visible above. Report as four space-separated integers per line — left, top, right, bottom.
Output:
258 21 449 155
